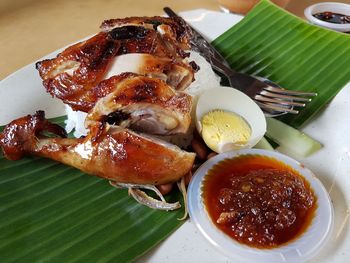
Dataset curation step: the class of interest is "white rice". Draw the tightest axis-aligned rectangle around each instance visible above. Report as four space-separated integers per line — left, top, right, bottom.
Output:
185 51 222 100
65 105 88 138
64 51 221 147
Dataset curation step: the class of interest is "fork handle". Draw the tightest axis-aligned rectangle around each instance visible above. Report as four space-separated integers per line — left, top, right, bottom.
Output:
210 57 237 77
210 57 263 97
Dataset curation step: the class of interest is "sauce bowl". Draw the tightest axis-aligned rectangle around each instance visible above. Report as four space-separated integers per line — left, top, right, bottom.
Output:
187 149 334 263
304 2 350 32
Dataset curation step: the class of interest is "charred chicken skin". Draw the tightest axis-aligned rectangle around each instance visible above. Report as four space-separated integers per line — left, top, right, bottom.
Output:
0 111 195 185
100 16 191 49
36 17 197 112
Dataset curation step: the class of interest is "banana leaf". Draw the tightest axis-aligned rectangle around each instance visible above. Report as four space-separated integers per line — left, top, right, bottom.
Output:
213 0 350 128
0 116 185 263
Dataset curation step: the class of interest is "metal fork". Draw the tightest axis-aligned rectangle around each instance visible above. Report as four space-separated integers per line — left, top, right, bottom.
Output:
163 7 317 117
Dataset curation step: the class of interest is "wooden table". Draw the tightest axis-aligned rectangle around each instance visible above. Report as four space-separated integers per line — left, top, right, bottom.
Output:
1 0 349 80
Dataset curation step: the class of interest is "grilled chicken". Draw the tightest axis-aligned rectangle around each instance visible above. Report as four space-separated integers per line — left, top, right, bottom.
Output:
105 53 194 91
0 111 195 185
100 16 192 53
36 17 197 111
1 16 202 198
86 74 192 135
36 32 118 110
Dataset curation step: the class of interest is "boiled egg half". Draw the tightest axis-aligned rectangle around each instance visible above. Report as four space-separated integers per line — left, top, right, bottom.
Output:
196 87 266 153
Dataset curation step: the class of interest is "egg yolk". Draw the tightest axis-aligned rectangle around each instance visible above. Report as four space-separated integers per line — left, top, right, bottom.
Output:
201 110 252 153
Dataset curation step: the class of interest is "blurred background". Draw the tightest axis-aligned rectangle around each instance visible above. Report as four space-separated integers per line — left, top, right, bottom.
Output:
1 0 350 80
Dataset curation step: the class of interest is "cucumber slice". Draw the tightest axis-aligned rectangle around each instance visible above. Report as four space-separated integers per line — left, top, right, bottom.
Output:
266 118 322 157
254 137 274 151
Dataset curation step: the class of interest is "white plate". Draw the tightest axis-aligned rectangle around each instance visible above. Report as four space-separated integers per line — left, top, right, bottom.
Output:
1 9 350 263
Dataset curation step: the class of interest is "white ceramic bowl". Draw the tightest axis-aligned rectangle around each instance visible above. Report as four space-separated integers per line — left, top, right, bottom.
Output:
187 149 334 263
304 2 350 32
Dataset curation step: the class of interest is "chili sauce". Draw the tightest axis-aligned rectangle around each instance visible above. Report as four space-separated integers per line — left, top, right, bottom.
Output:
202 155 317 248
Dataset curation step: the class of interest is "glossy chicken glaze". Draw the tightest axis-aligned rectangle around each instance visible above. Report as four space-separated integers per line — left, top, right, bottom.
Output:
0 111 195 185
36 17 196 112
36 32 117 112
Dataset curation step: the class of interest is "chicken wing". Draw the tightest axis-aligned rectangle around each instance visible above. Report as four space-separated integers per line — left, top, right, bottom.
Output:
36 32 119 108
0 111 195 185
36 17 197 111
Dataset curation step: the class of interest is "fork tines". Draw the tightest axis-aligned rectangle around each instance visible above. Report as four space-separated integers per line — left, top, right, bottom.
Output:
255 86 317 115
265 86 317 97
